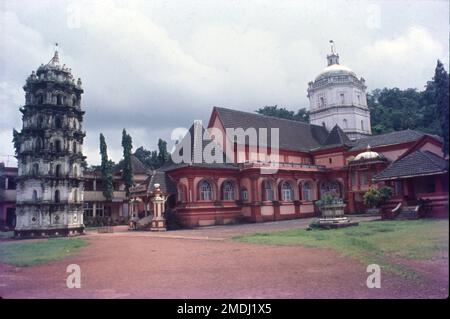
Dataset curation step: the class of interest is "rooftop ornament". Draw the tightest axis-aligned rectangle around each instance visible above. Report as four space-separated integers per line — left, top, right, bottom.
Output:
354 144 382 161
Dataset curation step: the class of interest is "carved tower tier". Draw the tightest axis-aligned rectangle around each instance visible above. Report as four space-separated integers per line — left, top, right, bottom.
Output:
14 48 86 238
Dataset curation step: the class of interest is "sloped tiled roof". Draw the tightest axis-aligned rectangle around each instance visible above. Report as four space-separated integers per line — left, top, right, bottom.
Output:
147 171 177 194
312 124 355 151
214 107 329 152
163 122 239 171
373 150 448 181
350 129 425 151
114 155 150 174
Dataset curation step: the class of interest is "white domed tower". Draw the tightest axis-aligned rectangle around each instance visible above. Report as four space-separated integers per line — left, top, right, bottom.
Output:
307 41 371 140
14 46 86 238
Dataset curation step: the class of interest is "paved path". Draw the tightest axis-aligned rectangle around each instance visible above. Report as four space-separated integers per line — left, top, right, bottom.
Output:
0 217 447 299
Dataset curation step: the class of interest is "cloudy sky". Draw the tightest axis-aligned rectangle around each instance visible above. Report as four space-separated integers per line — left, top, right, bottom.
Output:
0 0 448 166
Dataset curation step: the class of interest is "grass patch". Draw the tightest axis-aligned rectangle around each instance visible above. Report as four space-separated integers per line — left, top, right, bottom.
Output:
234 219 449 281
0 237 88 267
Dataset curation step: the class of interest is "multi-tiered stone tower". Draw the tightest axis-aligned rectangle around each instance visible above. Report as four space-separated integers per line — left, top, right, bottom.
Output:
14 48 86 238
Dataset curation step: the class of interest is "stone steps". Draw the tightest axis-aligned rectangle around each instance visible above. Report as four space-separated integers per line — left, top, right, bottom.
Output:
396 206 419 220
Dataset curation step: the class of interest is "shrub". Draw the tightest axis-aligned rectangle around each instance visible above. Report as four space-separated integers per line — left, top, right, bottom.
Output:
363 186 393 208
378 186 393 203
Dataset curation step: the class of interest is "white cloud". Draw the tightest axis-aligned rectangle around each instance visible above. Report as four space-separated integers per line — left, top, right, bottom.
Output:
0 1 448 166
357 26 447 90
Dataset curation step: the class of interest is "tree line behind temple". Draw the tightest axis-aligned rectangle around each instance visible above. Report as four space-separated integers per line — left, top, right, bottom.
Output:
256 60 449 156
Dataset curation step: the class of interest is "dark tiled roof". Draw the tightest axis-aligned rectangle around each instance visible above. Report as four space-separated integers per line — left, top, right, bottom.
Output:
313 125 354 150
147 171 177 194
350 129 425 151
373 150 448 181
214 107 329 152
114 155 150 174
164 122 239 172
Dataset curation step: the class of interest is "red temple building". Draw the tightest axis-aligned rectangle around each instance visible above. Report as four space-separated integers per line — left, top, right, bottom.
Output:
138 108 447 227
128 47 448 227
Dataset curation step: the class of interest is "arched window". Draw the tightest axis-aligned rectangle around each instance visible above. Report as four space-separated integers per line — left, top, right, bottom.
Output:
37 93 43 104
57 95 62 105
199 180 212 201
178 185 186 202
343 119 348 128
55 164 62 177
222 181 235 200
55 117 62 129
72 142 77 153
72 165 78 177
320 97 325 108
340 93 345 104
54 190 60 203
32 190 38 202
281 181 293 201
241 187 248 201
32 163 39 175
263 180 274 201
35 138 43 151
55 140 62 152
361 120 364 131
73 189 78 202
303 182 313 201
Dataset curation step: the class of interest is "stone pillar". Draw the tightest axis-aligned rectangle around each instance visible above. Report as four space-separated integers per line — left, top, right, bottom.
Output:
435 175 443 193
348 193 355 214
188 178 194 202
151 183 167 231
250 176 262 222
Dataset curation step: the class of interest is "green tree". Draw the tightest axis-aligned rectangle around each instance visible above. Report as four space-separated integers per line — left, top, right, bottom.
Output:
294 108 310 122
433 60 449 156
256 105 309 123
99 133 114 201
12 129 20 155
135 146 163 169
157 138 170 167
367 84 441 136
134 146 151 166
121 129 134 197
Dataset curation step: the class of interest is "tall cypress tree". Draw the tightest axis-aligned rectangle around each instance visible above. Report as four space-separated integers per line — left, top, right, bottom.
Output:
157 138 170 167
99 133 114 201
434 60 449 156
122 129 134 197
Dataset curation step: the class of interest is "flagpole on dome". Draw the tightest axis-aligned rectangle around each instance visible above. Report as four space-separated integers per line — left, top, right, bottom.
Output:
48 42 60 65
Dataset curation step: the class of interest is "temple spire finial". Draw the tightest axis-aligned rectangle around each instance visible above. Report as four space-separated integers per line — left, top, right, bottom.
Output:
50 42 59 65
327 40 339 66
330 40 336 55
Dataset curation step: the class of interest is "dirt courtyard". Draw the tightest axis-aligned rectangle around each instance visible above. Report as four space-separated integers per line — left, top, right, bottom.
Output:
0 217 448 299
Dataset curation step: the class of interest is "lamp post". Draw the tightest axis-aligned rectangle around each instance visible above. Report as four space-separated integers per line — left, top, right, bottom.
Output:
151 183 167 231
